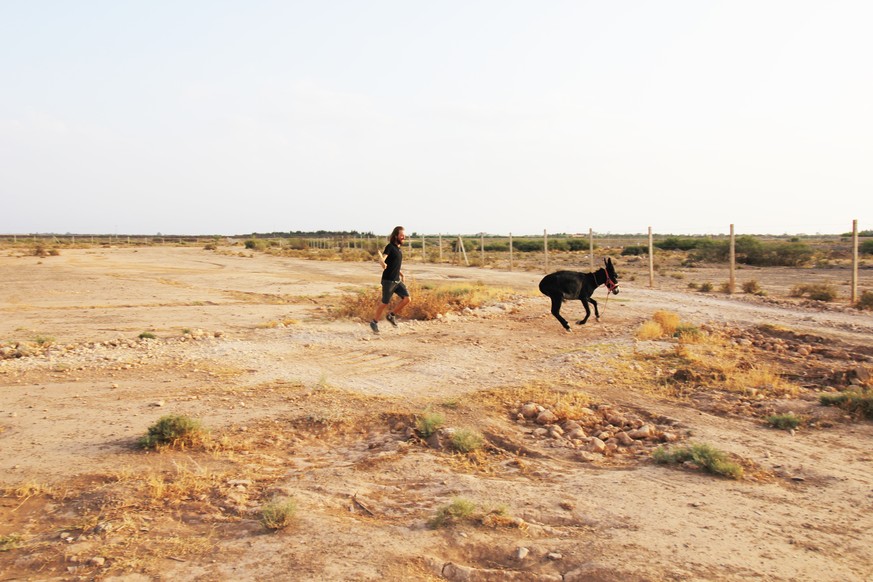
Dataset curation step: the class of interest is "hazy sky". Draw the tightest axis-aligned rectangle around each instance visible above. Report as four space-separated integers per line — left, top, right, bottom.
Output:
1 1 871 236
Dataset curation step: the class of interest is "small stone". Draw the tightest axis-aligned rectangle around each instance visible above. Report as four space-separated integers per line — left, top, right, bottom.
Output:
89 556 106 567
586 438 606 453
547 552 563 560
516 547 529 560
151 400 165 407
520 403 539 419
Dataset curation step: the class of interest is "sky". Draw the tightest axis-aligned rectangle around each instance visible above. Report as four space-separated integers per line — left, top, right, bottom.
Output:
1 1 871 236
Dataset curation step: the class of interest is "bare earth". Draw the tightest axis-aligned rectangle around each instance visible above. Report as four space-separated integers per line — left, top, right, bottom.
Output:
1 246 872 581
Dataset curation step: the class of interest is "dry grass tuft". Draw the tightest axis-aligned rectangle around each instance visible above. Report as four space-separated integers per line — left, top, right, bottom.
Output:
333 281 516 321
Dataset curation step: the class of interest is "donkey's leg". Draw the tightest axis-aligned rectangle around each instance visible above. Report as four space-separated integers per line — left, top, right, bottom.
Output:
549 295 571 331
576 298 592 325
589 297 599 320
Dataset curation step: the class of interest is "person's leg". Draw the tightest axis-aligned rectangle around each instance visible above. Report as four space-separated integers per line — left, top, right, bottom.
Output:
392 296 410 314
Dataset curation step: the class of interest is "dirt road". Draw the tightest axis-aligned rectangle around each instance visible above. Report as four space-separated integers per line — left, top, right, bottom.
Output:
1 247 872 581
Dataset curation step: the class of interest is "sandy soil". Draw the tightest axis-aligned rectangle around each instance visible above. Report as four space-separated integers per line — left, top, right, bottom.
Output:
1 246 872 581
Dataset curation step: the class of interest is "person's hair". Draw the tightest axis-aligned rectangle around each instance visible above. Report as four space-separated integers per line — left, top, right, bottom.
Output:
389 226 405 246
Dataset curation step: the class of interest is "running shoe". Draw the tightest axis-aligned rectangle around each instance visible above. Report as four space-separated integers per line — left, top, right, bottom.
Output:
369 320 380 334
386 312 398 327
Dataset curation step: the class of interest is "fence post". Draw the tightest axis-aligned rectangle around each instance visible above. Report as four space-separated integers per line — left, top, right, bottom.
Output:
589 228 594 270
729 224 736 293
422 234 426 263
544 229 549 273
480 234 485 266
439 233 443 263
458 236 469 266
509 232 513 271
648 226 654 288
852 219 859 304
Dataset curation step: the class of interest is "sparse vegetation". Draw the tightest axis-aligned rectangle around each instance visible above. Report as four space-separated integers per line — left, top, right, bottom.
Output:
790 283 838 302
138 415 206 450
334 281 515 321
138 331 157 340
820 390 873 419
653 443 743 479
699 282 713 293
742 280 765 295
428 498 477 528
0 533 23 552
416 411 445 438
33 335 54 346
766 413 802 430
260 497 297 530
856 290 873 311
450 428 485 453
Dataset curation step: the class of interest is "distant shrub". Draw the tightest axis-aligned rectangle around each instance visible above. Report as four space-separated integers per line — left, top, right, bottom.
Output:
416 412 445 438
766 413 802 430
653 443 743 479
428 498 477 528
719 282 733 294
861 239 873 255
260 498 297 530
790 284 838 302
512 239 543 252
138 415 205 450
820 390 873 419
138 331 157 340
742 280 763 295
244 239 267 251
699 282 713 293
621 245 647 256
857 290 873 311
674 323 703 340
203 242 217 251
655 236 707 251
450 429 484 453
690 236 813 266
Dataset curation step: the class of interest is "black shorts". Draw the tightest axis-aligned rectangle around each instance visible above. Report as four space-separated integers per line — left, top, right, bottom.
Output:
381 280 409 304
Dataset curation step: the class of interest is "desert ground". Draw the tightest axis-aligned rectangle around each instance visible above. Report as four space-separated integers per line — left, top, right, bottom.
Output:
1 245 872 581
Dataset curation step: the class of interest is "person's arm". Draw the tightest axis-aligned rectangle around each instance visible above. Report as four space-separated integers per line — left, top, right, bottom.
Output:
378 252 387 270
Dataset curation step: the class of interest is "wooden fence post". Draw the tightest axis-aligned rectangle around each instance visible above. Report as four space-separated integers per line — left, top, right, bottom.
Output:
852 219 859 304
422 234 426 263
439 233 443 263
648 226 654 288
729 224 736 293
509 232 513 271
544 229 549 273
589 228 594 270
480 234 485 267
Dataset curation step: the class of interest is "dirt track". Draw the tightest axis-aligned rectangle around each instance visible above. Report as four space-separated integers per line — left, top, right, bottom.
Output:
1 247 872 581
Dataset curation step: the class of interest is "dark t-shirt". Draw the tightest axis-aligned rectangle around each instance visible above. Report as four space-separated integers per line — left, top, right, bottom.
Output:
382 243 402 281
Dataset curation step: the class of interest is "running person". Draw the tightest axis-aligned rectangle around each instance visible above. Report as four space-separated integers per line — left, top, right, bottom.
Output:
370 226 411 334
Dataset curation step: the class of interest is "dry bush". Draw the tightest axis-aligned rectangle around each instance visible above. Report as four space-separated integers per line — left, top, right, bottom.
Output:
790 283 838 302
652 311 680 335
636 320 664 340
333 281 515 321
856 290 873 311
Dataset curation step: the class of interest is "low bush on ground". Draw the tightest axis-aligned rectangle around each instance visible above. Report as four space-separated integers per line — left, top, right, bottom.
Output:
653 443 743 479
766 413 803 430
699 282 713 293
790 283 838 302
450 428 484 453
820 390 873 419
138 331 157 340
621 245 647 256
334 282 515 321
260 498 297 530
0 534 23 552
428 498 477 528
856 290 873 311
138 415 206 450
636 310 701 341
416 411 445 438
742 280 765 295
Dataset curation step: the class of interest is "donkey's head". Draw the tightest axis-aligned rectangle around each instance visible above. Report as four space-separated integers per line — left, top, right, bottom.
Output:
603 258 619 295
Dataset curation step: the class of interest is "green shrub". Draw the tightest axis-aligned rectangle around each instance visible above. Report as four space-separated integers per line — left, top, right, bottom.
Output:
138 415 205 449
655 236 707 251
450 428 484 453
260 498 297 530
138 331 157 340
860 239 873 255
674 324 702 340
790 284 838 302
856 290 873 311
699 282 713 293
621 245 647 256
416 412 445 438
0 533 23 552
244 239 267 251
653 443 743 479
820 390 873 419
428 498 477 528
766 413 802 430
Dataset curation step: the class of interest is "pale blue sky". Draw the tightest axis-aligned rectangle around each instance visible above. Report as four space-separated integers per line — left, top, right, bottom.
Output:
1 1 870 236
